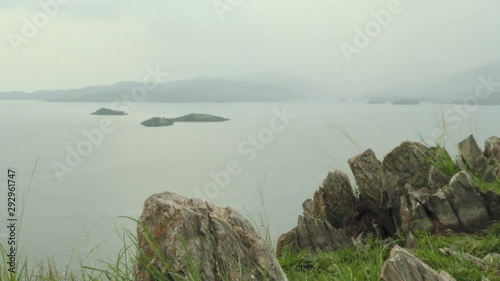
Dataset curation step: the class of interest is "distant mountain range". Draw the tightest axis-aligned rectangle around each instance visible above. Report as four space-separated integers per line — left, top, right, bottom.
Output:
364 64 500 105
0 78 299 103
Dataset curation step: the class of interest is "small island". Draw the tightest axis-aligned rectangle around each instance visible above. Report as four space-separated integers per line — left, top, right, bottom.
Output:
392 99 420 105
141 113 229 127
141 117 174 127
172 113 230 122
91 108 128 115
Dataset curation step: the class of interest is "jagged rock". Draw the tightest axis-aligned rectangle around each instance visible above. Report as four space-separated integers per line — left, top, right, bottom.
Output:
439 248 488 270
276 227 298 257
428 166 451 192
134 192 287 281
380 246 456 281
484 165 500 182
382 142 433 233
479 190 500 220
312 171 357 229
348 149 386 212
402 186 461 232
302 198 314 214
455 156 467 172
383 141 433 192
424 190 461 231
275 212 352 255
400 191 435 234
381 142 435 233
348 149 397 236
484 136 500 162
458 135 489 178
442 172 491 231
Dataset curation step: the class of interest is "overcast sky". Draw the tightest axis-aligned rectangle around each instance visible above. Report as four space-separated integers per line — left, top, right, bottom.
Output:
1 0 499 93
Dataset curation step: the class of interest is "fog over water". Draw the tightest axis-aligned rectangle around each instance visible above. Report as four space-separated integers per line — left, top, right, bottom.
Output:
1 1 500 97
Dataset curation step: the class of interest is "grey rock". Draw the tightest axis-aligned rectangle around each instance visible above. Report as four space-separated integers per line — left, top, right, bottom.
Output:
134 192 287 281
312 170 357 229
348 150 397 236
380 246 456 281
302 198 314 215
458 135 489 178
296 213 353 252
383 142 434 192
276 227 298 257
442 172 491 231
400 192 435 234
428 166 451 192
348 149 387 212
484 136 500 162
382 142 434 228
405 187 461 232
276 212 353 255
479 190 500 220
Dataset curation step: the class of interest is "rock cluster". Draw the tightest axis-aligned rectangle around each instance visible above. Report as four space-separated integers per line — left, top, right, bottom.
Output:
132 135 499 281
277 135 500 254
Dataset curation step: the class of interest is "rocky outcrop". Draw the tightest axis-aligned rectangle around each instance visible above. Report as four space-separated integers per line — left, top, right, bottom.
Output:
459 135 500 182
134 192 287 281
348 149 386 215
484 136 500 163
275 212 352 256
277 135 500 255
459 135 489 178
380 246 456 281
442 172 490 231
428 166 451 192
312 171 357 230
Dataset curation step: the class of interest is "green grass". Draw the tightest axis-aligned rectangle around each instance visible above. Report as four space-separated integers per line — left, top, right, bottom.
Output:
473 176 500 193
412 224 500 281
279 224 499 281
425 143 500 193
427 144 461 177
2 217 499 281
279 239 393 281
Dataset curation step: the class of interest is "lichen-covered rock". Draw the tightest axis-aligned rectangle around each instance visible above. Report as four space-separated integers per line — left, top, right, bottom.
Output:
383 141 433 193
459 135 489 178
423 190 461 231
275 212 352 255
442 172 490 231
348 149 387 212
380 246 456 281
428 166 451 192
382 142 434 232
479 189 500 220
134 192 287 281
484 136 500 163
348 149 397 236
400 192 435 234
312 171 357 229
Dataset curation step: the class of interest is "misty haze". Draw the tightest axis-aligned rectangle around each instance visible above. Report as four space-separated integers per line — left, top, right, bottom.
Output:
1 1 499 280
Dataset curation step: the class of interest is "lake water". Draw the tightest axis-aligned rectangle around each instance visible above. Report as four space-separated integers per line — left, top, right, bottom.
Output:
0 101 498 270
